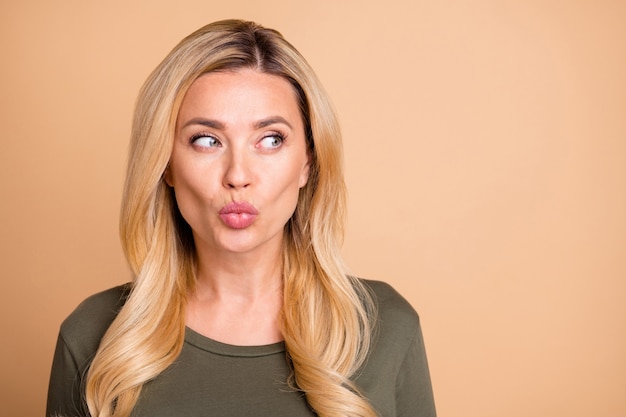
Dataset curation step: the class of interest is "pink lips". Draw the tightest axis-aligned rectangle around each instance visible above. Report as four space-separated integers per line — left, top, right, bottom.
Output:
219 201 259 229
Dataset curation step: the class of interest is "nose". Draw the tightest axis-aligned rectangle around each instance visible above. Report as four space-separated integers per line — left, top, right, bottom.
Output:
222 147 252 189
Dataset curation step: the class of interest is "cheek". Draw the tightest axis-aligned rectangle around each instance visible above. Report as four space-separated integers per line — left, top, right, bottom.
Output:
171 186 200 227
277 158 309 195
169 167 216 217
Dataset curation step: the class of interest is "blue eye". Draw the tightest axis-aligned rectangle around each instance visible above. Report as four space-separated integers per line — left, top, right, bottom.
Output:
192 135 221 149
258 134 284 149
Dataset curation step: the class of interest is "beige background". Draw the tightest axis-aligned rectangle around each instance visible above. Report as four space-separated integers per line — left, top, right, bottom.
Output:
1 1 625 416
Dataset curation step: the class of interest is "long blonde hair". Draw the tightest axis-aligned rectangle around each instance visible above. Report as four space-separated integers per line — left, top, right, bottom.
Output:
85 20 376 417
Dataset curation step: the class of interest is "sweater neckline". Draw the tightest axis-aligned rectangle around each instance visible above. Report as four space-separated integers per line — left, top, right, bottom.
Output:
184 326 286 357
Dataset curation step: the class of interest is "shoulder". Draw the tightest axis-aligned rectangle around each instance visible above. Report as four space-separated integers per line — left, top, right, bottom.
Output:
360 278 421 333
60 284 131 336
358 278 424 362
58 284 131 364
353 279 436 415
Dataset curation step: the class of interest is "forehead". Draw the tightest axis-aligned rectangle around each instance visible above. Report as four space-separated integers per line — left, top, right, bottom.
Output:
177 69 302 127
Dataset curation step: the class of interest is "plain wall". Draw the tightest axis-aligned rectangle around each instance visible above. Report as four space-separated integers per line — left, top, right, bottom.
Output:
1 1 625 416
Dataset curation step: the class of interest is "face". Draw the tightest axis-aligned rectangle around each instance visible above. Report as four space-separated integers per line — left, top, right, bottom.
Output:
165 69 310 257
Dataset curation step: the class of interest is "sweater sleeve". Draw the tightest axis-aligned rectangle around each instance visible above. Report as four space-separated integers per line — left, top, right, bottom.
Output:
395 320 437 417
46 332 88 417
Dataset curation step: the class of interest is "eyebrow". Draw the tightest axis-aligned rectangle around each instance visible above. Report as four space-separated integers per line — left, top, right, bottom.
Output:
181 116 293 130
181 118 225 130
254 116 293 130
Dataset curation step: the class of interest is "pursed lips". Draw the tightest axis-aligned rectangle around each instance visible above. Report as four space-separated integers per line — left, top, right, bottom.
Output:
218 201 259 229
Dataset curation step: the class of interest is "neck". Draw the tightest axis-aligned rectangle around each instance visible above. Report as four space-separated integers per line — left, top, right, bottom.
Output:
186 246 285 345
192 239 284 301
185 232 286 345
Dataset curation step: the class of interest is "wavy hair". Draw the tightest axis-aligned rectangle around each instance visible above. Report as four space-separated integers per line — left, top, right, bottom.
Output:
85 19 376 417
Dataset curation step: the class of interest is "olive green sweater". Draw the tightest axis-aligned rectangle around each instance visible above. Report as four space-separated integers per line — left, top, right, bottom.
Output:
47 279 436 417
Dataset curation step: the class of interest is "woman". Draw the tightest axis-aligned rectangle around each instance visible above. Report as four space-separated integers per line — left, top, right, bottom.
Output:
47 19 436 417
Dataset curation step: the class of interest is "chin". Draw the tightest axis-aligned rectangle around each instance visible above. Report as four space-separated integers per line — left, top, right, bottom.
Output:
214 232 280 255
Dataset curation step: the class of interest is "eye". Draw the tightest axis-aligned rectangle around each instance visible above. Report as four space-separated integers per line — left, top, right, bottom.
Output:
258 133 285 150
191 134 221 149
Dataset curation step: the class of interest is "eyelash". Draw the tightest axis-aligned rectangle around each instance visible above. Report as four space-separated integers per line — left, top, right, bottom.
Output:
190 134 221 148
258 132 286 149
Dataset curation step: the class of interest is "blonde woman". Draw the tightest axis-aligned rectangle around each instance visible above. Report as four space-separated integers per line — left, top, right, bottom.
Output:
47 19 436 417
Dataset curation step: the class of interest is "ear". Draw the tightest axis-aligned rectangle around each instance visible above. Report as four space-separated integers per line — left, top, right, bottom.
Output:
298 158 310 188
163 165 174 187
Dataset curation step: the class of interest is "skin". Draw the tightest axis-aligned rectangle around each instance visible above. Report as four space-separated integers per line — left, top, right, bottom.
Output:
165 69 310 345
